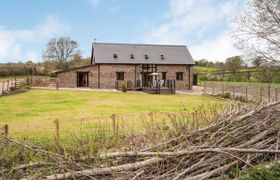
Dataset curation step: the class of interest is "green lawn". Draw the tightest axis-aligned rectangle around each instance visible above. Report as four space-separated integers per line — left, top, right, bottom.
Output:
0 89 225 140
193 66 218 73
0 77 9 82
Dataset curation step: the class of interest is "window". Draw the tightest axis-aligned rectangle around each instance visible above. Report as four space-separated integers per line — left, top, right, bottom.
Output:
162 72 167 80
113 54 118 59
116 72 125 81
160 55 165 60
145 54 149 59
176 72 183 80
130 54 134 59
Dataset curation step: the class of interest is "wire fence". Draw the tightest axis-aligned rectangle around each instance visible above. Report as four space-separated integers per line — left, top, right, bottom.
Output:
204 81 279 102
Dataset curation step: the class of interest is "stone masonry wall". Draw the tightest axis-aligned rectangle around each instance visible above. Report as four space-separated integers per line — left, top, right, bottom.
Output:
99 64 136 89
57 64 193 90
157 65 193 90
57 65 98 88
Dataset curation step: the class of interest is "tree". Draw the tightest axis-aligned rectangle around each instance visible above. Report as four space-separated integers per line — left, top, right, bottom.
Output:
43 37 80 70
224 56 244 73
224 56 245 81
252 57 265 67
256 64 279 83
232 0 280 63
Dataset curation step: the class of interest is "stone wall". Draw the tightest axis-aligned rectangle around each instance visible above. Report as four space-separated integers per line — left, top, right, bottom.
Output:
57 64 193 90
57 65 98 88
157 65 193 90
99 64 136 89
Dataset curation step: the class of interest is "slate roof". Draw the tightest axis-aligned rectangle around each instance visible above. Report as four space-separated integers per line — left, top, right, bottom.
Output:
91 43 195 65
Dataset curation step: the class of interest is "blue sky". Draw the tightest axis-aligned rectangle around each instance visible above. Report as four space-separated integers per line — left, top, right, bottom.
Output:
0 0 246 63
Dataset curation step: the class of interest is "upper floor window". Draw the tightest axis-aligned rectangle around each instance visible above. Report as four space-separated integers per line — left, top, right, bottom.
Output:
130 54 134 59
176 72 183 80
113 54 118 59
145 54 149 59
160 55 165 60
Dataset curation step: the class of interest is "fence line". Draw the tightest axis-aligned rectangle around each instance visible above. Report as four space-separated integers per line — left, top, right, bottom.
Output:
0 78 25 96
0 106 222 152
26 76 58 89
204 81 279 102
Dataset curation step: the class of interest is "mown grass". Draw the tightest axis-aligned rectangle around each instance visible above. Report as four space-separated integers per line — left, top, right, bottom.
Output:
0 89 225 141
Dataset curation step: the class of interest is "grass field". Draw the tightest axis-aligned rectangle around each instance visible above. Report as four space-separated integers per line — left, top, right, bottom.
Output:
0 77 9 82
193 66 218 73
0 89 225 140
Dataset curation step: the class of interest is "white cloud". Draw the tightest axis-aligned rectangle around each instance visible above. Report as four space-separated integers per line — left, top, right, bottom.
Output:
0 15 70 62
143 0 246 61
25 50 40 61
190 31 240 61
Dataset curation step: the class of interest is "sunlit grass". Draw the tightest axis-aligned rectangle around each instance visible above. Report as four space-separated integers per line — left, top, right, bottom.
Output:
0 89 225 140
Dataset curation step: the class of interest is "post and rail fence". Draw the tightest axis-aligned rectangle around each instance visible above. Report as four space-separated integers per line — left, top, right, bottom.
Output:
203 81 280 102
0 78 26 96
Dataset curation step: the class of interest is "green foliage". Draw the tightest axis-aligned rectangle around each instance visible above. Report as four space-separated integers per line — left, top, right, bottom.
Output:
18 81 29 90
234 95 246 102
120 82 127 89
238 164 280 180
215 92 231 99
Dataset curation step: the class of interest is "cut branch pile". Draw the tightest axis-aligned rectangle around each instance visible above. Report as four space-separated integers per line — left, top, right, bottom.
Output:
2 101 280 179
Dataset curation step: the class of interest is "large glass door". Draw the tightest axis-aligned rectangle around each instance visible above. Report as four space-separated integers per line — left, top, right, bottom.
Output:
139 65 157 87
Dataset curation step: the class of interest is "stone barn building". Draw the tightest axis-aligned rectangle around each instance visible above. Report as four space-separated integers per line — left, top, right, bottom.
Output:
56 43 195 93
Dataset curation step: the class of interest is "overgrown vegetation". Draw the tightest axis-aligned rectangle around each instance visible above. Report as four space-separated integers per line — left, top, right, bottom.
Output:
2 101 280 179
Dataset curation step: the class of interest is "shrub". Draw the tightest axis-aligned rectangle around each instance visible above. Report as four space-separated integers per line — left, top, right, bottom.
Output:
120 82 127 92
234 95 246 102
19 81 29 90
215 92 231 99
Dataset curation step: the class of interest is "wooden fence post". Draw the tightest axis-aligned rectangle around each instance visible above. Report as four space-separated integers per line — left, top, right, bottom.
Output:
7 80 10 92
149 112 154 129
14 78 17 88
56 79 59 90
268 85 271 102
245 86 248 102
212 82 215 96
195 111 198 129
54 120 60 146
222 82 225 95
192 112 195 129
260 87 263 101
26 77 30 86
276 88 278 102
1 81 4 95
204 81 206 94
3 124 9 160
111 114 118 143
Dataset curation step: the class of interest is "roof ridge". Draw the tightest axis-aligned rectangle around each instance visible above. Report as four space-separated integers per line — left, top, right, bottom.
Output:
93 42 186 47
